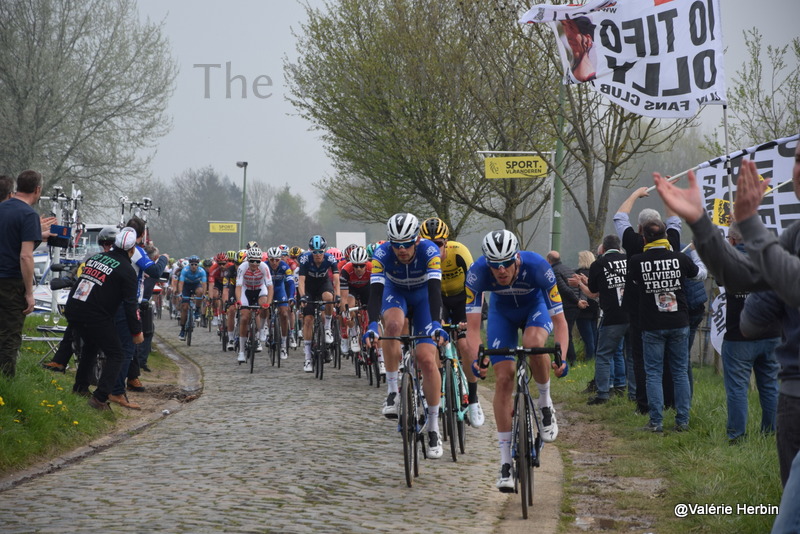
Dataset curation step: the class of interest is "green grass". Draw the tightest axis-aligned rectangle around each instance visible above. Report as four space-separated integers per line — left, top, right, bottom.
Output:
554 360 783 533
0 316 172 476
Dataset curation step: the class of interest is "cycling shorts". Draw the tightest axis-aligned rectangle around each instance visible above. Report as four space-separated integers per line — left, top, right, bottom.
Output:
442 292 467 340
241 288 267 307
181 282 201 301
303 277 334 316
380 281 435 346
485 294 552 365
348 285 370 308
272 283 289 307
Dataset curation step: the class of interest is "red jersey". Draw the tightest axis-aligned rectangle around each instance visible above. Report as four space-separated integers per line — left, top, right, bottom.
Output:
340 261 372 290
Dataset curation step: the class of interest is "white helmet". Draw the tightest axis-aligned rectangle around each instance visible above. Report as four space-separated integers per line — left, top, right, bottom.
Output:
267 246 282 259
386 213 420 242
482 230 519 262
349 246 369 265
247 247 263 261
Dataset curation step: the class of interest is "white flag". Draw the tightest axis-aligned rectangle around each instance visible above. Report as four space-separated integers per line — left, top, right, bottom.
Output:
520 0 727 118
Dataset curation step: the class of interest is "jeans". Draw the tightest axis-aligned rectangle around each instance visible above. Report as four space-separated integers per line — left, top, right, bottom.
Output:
772 450 800 533
136 333 154 367
112 305 136 396
563 306 578 365
594 323 628 399
777 393 800 486
722 338 780 441
628 323 647 413
643 327 690 427
0 278 26 377
610 338 627 388
576 317 598 361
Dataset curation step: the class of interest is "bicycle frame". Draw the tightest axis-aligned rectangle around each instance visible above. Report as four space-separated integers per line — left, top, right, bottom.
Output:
438 325 470 460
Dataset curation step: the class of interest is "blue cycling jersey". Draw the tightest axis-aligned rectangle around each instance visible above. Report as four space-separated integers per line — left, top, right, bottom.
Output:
179 265 207 285
297 251 339 279
465 251 563 316
370 239 442 291
269 259 296 299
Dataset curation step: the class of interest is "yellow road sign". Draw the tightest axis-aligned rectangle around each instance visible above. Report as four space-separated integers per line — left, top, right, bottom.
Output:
485 156 548 178
209 222 238 233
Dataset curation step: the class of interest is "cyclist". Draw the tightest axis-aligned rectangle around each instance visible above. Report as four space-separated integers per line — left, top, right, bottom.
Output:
285 246 302 349
222 250 241 351
419 217 485 427
465 230 569 491
235 246 274 363
339 246 380 366
364 213 448 460
267 246 296 360
297 235 340 373
207 252 228 326
169 258 185 318
177 256 207 340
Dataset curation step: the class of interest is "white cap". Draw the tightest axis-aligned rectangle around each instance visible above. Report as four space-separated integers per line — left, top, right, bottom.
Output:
115 227 137 251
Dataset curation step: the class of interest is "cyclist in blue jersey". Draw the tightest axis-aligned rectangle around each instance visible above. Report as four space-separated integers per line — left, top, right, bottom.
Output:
267 246 296 360
178 255 207 340
297 235 340 373
465 230 569 492
364 213 448 460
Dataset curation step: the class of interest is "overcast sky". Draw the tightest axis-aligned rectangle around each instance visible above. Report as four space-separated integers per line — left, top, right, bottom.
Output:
136 0 799 212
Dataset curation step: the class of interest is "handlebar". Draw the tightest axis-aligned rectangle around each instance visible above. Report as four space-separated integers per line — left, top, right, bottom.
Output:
477 343 563 370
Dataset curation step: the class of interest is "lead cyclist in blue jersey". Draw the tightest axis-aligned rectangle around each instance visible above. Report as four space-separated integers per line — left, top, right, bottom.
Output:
465 230 569 492
178 255 207 340
364 213 448 460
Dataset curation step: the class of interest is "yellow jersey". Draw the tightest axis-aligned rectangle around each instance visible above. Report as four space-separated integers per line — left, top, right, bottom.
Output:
440 240 473 297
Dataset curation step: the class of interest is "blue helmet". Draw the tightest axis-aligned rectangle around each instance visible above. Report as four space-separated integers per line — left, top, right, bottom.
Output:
187 255 200 264
309 235 326 251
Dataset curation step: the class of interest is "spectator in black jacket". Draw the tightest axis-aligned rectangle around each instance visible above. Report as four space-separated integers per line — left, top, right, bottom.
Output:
65 227 143 410
547 250 580 366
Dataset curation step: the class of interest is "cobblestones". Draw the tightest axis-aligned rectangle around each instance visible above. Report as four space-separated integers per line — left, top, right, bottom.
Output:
0 317 516 532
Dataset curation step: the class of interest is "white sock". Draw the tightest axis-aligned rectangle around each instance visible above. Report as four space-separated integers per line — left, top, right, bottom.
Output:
536 380 552 410
386 371 399 394
304 340 312 359
282 336 288 348
324 315 332 329
427 405 440 433
498 431 512 465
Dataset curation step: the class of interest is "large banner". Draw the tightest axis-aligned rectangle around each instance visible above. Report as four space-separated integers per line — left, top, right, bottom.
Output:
520 0 726 118
695 134 800 354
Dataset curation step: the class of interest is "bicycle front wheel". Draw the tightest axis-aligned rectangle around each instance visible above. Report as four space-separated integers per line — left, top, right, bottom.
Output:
444 359 458 462
516 393 532 519
400 371 415 488
249 329 257 374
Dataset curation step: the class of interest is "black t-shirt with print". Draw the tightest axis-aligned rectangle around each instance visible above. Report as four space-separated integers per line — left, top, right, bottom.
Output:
628 247 699 331
587 250 628 326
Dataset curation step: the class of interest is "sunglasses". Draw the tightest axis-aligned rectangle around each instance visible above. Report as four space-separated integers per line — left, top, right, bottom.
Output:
312 250 325 255
390 240 415 249
487 258 516 269
432 239 446 247
352 263 366 269
268 257 281 261
249 260 261 264
189 262 199 266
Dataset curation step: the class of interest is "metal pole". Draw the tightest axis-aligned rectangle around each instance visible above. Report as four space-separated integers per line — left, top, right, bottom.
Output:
237 162 248 250
551 84 566 251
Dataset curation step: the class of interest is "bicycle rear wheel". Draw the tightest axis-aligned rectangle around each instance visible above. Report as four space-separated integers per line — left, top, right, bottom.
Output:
274 316 282 368
444 359 458 462
516 393 531 519
221 325 228 352
456 370 468 454
249 324 257 374
372 349 382 388
400 371 415 487
314 316 325 380
186 321 193 347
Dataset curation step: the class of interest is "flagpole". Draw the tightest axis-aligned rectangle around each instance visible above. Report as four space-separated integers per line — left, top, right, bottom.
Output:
723 104 734 203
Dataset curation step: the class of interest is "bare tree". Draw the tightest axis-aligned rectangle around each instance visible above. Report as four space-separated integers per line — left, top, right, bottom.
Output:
0 0 177 202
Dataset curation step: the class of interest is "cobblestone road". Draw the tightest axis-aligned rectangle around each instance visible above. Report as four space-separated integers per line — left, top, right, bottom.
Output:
0 316 526 533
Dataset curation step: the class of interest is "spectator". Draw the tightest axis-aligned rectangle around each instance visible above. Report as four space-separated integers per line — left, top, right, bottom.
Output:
578 235 629 405
131 244 161 383
721 224 780 444
65 227 142 410
546 250 581 366
574 250 599 361
0 175 14 202
613 187 682 415
628 219 699 432
0 170 43 377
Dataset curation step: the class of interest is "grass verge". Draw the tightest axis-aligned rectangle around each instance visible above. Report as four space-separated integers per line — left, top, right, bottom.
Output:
0 316 176 477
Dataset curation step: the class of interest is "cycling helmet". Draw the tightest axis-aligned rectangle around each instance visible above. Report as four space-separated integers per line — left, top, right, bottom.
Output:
247 247 263 261
262 251 268 262
365 243 376 257
349 246 369 265
289 246 302 258
386 213 420 242
481 230 519 262
97 226 118 246
267 246 282 259
343 243 358 261
278 244 289 255
237 250 247 264
420 217 449 241
226 250 237 262
187 255 200 264
326 247 341 261
246 240 259 250
215 252 228 263
202 258 213 268
309 235 326 251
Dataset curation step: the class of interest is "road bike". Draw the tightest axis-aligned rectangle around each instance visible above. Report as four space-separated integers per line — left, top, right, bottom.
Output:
268 300 285 368
239 304 262 374
437 324 470 462
381 333 434 488
219 300 232 352
183 295 203 347
478 343 562 519
307 299 331 380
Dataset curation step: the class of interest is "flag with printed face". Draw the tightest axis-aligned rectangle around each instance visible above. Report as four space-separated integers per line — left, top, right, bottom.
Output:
520 0 726 118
